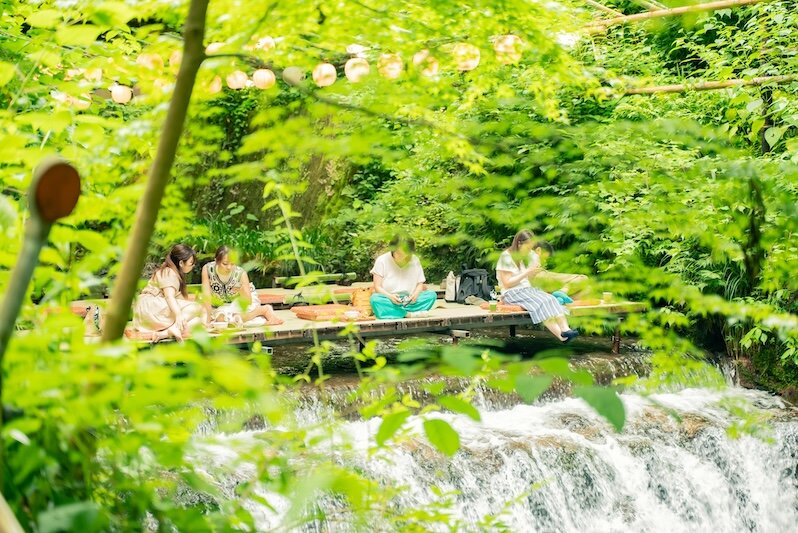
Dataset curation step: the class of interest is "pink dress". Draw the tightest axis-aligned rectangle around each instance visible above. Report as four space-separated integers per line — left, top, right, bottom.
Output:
133 269 202 332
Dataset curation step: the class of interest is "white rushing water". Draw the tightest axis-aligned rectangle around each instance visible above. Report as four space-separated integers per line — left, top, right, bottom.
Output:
192 387 798 532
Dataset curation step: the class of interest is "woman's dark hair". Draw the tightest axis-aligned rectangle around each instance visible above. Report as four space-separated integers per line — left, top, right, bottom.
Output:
389 234 416 254
158 244 196 298
215 245 230 263
508 229 535 252
532 240 554 255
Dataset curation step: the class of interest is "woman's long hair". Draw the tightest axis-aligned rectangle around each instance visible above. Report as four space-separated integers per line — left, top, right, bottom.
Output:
157 244 196 297
215 245 230 263
508 229 534 253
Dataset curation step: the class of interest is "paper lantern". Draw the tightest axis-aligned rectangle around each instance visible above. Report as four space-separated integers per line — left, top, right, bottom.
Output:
282 66 304 86
344 58 369 82
377 53 403 79
312 63 337 87
452 43 480 71
252 69 276 89
83 68 102 83
493 35 523 64
169 50 182 73
255 36 275 51
346 44 368 58
205 42 224 54
110 84 132 104
208 76 222 94
226 70 248 89
412 49 439 77
71 95 91 110
136 53 164 70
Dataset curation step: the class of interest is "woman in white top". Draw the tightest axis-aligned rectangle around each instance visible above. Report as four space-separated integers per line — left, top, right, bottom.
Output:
496 230 579 342
370 235 437 319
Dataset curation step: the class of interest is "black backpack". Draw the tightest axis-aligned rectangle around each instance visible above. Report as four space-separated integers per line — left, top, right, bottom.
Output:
456 268 492 304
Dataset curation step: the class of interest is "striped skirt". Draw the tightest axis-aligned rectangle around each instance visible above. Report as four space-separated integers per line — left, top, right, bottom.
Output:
502 286 567 324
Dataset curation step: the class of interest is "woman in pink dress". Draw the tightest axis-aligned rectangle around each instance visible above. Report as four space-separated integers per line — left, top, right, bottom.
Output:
133 244 206 341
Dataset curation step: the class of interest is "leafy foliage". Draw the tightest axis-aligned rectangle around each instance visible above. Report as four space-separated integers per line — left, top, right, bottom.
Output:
1 0 797 530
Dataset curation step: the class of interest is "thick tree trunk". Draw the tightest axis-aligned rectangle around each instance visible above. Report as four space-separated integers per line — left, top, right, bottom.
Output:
102 0 210 341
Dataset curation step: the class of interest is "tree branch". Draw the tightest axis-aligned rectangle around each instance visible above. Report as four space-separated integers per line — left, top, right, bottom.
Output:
102 0 210 341
623 74 797 95
586 0 773 33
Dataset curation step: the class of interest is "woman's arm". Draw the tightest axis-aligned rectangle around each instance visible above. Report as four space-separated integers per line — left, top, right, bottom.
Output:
200 265 213 317
499 264 542 290
163 286 185 331
373 273 402 304
240 271 253 305
407 282 425 303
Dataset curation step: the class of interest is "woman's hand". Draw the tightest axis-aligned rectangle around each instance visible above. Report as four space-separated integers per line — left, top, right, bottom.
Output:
526 265 544 277
389 294 403 305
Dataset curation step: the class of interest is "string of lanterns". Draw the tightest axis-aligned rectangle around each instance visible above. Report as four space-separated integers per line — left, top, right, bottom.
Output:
208 35 523 94
52 34 526 107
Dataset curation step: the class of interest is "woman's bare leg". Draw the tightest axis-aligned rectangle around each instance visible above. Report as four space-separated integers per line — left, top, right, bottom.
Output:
244 304 284 325
543 319 566 341
555 315 571 331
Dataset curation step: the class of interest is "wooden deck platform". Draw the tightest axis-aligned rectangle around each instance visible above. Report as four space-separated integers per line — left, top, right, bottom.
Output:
70 282 445 316
204 300 647 348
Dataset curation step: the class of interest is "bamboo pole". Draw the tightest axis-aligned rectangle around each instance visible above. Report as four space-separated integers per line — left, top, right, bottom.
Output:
623 74 797 95
0 492 25 533
101 0 209 342
585 0 623 17
587 0 772 33
631 0 666 11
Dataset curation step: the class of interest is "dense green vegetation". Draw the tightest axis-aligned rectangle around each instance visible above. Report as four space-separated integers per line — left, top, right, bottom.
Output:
0 0 796 530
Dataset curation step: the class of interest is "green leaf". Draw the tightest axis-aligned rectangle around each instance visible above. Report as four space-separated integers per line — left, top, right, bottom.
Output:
38 502 108 533
0 61 15 87
376 410 410 446
514 375 552 404
764 126 786 148
441 346 481 375
749 118 765 141
438 395 481 421
574 385 626 432
27 10 62 28
423 419 460 456
56 25 103 46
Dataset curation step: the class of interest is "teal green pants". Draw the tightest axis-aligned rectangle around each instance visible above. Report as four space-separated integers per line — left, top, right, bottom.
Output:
370 290 437 319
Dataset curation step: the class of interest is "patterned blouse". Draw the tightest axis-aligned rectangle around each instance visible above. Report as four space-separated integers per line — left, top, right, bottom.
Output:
206 262 245 304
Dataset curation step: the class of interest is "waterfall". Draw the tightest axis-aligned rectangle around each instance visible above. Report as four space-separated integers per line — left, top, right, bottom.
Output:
191 386 798 532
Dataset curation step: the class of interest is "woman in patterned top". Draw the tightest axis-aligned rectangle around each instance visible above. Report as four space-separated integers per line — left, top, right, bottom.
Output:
200 246 283 326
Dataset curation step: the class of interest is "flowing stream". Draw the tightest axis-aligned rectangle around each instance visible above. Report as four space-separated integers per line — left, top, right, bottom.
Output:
190 349 798 532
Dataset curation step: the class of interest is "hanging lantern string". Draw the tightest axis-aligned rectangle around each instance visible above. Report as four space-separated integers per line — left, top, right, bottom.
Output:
202 50 518 156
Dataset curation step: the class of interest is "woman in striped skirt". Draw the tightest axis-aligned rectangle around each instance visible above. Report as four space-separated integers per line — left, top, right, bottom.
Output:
496 230 579 342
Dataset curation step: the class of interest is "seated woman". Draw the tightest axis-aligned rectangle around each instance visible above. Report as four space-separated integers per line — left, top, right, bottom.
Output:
133 244 206 341
201 246 283 326
370 235 437 319
496 230 579 342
